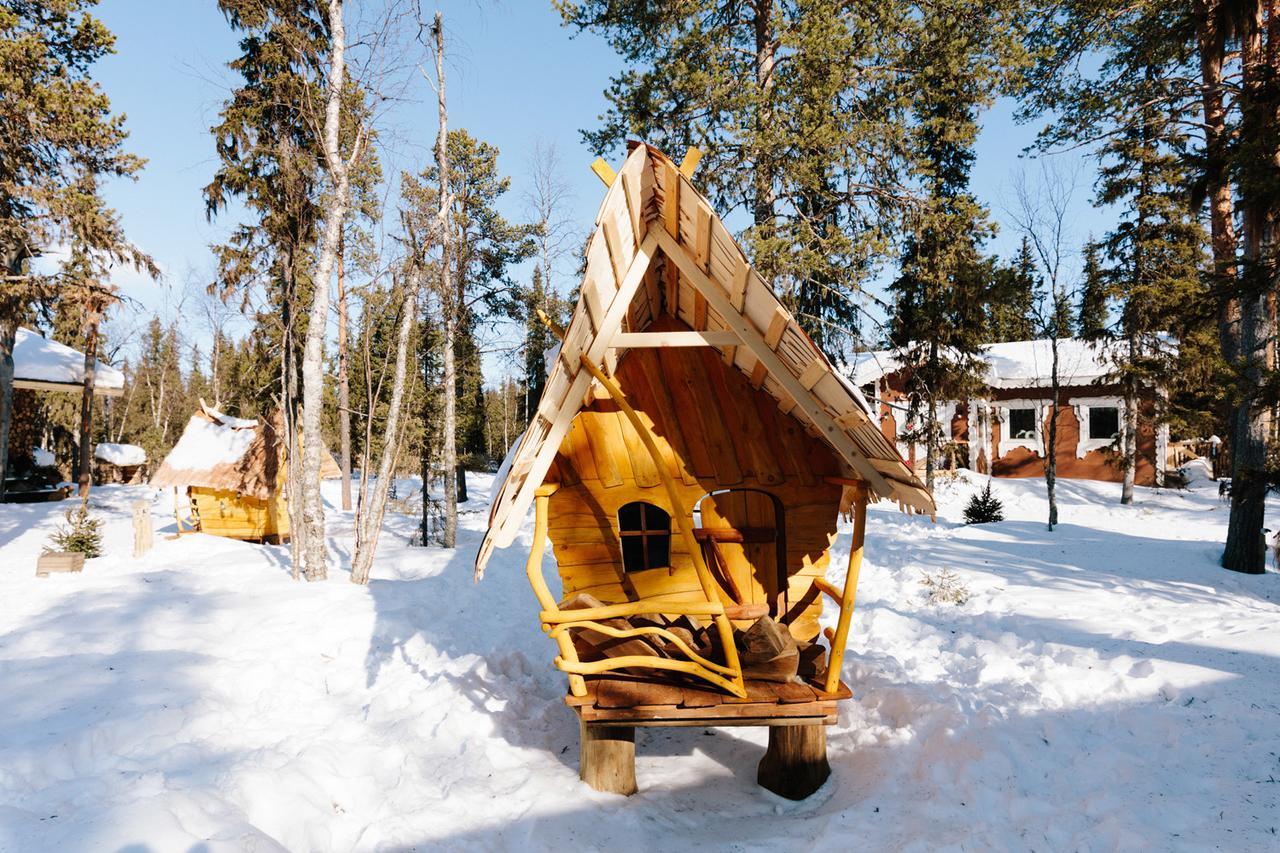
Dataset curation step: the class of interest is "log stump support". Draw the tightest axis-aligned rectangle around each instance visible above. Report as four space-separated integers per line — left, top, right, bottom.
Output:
579 720 637 795
578 718 831 800
757 723 830 800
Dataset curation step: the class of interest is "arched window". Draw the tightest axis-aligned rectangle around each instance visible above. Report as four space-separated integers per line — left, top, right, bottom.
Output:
618 501 671 572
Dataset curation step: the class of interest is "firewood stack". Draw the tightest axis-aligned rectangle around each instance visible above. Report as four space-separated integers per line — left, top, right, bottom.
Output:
561 592 822 685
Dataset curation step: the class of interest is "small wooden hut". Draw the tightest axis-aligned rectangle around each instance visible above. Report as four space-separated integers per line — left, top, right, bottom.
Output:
94 443 147 484
150 405 339 542
478 143 934 799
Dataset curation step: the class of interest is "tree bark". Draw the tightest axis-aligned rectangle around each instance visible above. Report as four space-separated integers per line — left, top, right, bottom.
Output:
1120 369 1137 506
751 1 777 238
433 12 458 550
0 318 14 504
1222 0 1274 574
1194 0 1240 366
337 232 352 511
1047 334 1059 530
351 270 421 584
77 304 101 500
299 0 354 580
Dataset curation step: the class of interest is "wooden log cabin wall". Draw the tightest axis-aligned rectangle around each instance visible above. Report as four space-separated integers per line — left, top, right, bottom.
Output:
478 142 936 799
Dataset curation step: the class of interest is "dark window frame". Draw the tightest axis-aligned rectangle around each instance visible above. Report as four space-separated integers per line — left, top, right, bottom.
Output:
1008 407 1037 439
618 501 671 572
1088 406 1120 441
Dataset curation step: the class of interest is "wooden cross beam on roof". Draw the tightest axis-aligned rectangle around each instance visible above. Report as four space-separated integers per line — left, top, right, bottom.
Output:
653 228 896 501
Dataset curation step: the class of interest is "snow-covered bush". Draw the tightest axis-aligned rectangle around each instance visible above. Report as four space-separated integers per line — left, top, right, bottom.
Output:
46 505 104 558
920 569 971 606
963 481 1004 524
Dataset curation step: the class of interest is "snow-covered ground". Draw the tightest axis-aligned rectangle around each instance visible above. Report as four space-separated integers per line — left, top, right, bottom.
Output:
1 472 1277 851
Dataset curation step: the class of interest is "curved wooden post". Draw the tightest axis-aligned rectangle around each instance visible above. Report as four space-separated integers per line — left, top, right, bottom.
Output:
525 485 587 698
824 484 867 694
577 354 747 698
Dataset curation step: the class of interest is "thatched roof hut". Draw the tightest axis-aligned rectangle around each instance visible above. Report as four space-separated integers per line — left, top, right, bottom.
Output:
151 405 340 500
151 405 340 543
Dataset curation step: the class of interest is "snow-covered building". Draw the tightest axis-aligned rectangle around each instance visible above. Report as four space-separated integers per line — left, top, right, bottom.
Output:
851 337 1168 486
151 405 340 542
94 442 147 484
6 328 128 500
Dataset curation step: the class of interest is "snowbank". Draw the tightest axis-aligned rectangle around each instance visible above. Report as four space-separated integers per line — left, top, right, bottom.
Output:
0 474 1276 850
13 327 125 390
31 447 55 468
93 443 146 466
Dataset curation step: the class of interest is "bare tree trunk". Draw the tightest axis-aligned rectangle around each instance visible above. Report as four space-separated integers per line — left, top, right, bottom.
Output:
351 271 422 584
0 317 15 504
337 233 353 511
1194 0 1240 367
1222 0 1273 574
78 305 101 500
1120 372 1138 506
433 12 458 550
299 0 354 580
1047 334 1059 530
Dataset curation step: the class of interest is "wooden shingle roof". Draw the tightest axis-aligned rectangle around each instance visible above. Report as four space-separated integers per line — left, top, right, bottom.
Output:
476 143 933 576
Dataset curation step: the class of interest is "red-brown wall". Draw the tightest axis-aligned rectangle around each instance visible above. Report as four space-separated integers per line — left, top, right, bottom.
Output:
869 372 1159 486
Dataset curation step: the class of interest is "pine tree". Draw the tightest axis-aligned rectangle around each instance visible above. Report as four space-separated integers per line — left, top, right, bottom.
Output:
0 0 149 500
963 481 1005 524
559 0 920 360
1096 63 1205 505
988 238 1039 342
888 2 1020 492
1076 240 1109 340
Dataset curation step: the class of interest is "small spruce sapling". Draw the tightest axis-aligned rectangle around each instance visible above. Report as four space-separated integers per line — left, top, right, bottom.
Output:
47 504 104 558
964 480 1005 524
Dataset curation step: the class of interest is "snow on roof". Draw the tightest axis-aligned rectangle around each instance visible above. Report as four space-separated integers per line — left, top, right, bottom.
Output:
161 409 259 473
14 327 125 391
851 337 1169 389
94 443 147 466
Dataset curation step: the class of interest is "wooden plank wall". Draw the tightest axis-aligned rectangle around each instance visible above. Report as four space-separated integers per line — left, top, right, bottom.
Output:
191 486 287 540
546 323 843 642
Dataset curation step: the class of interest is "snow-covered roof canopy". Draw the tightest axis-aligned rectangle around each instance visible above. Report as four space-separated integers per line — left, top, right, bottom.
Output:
94 443 146 467
14 327 125 396
477 142 934 577
851 337 1171 390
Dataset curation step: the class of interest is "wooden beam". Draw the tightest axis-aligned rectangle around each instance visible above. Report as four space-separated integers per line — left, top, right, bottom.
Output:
490 231 660 551
655 227 896 500
591 158 617 187
679 146 704 177
610 331 738 348
14 378 123 397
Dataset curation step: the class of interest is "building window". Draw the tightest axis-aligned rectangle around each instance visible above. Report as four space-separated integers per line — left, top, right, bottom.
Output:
618 501 671 572
861 382 877 404
1007 407 1037 439
1089 406 1120 441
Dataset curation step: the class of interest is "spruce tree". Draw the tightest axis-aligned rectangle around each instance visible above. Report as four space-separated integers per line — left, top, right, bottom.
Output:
559 0 918 360
1076 240 1109 340
1095 58 1204 505
0 0 149 500
988 238 1039 342
888 2 1021 492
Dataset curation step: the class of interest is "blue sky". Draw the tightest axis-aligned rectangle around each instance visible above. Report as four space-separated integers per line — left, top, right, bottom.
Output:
86 1 1109 375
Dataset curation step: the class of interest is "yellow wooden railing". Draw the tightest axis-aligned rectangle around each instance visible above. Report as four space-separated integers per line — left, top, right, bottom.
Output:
816 477 869 694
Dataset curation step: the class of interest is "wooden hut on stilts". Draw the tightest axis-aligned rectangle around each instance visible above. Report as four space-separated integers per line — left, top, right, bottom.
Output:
477 143 935 799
